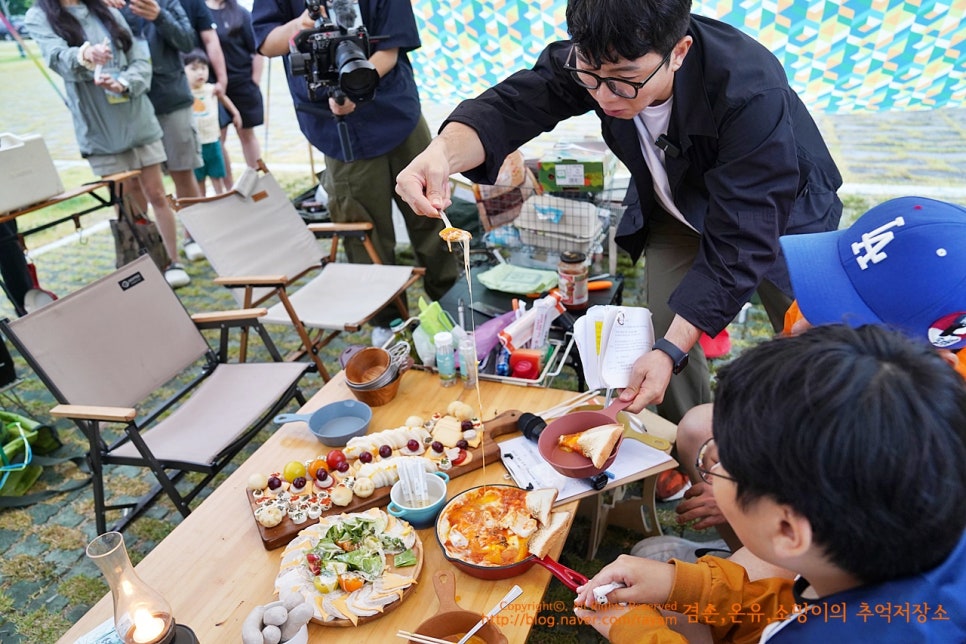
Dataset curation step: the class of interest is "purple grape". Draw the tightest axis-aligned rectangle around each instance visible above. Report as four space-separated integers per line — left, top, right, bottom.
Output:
379 445 392 458
359 452 373 464
267 476 282 490
315 469 328 481
407 439 420 452
293 477 306 488
456 439 469 450
336 461 350 473
460 420 473 431
431 441 444 453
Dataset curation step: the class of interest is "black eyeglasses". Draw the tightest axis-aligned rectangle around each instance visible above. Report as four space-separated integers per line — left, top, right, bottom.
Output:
695 438 737 485
563 46 672 99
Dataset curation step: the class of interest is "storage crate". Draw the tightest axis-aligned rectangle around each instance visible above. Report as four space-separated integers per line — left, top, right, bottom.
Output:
514 192 609 255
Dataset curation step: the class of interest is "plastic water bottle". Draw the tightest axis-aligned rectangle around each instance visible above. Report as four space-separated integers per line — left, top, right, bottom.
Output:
434 331 456 387
458 337 478 388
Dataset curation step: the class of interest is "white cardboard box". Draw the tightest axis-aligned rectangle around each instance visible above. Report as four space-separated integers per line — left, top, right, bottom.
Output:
0 133 64 214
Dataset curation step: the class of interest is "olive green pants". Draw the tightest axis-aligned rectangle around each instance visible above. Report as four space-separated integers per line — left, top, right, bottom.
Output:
322 115 460 324
643 211 791 424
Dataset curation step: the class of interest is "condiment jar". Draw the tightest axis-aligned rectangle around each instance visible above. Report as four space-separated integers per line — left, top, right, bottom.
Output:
558 251 589 309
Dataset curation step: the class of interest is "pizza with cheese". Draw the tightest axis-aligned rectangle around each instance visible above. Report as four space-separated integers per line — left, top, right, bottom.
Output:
275 508 422 626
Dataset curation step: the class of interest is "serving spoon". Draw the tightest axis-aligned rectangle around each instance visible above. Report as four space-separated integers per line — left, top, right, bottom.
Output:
438 210 472 245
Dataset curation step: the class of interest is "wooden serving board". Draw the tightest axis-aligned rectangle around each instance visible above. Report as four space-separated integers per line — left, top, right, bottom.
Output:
249 410 523 549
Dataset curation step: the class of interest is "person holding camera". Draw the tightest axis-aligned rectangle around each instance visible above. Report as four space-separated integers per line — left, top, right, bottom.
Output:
253 0 458 338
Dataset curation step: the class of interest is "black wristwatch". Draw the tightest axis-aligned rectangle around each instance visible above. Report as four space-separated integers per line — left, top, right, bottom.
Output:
653 338 689 374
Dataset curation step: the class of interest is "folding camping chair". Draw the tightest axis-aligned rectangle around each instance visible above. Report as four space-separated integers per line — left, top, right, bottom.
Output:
172 163 424 381
0 255 308 534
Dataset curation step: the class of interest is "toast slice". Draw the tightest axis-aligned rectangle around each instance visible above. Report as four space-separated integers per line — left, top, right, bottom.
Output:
528 510 570 559
525 488 558 527
558 423 623 469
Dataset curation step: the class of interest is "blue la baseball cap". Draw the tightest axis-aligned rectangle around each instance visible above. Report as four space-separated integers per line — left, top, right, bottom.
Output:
780 196 966 350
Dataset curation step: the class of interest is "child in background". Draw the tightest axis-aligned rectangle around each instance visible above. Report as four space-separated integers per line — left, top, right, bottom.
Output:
183 49 241 194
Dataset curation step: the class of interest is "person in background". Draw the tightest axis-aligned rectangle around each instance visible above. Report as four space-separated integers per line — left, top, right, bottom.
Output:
178 0 227 97
573 324 966 642
26 0 189 287
253 0 458 344
0 221 33 316
205 0 262 186
395 0 842 422
120 0 204 269
184 48 241 194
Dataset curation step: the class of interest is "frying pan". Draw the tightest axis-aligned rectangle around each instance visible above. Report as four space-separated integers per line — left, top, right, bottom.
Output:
536 399 631 478
411 570 508 644
273 399 372 446
435 485 588 592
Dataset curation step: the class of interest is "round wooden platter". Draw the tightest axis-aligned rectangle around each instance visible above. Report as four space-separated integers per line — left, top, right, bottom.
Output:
277 513 424 628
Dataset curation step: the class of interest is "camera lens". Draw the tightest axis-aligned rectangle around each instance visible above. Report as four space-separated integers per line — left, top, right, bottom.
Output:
335 40 379 101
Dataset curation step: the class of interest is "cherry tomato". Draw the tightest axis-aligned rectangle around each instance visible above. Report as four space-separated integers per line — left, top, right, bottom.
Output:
326 449 347 470
452 449 468 466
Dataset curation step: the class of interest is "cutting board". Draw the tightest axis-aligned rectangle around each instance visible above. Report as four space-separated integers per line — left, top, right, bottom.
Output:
248 410 523 549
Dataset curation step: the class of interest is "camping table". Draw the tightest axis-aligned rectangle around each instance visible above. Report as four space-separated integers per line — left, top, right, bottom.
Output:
0 170 137 229
58 370 675 643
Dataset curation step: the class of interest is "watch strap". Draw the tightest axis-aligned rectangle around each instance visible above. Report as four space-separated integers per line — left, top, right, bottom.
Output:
653 338 688 374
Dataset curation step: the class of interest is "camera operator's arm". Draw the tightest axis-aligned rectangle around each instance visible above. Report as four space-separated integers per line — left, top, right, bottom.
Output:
370 48 398 77
257 10 315 57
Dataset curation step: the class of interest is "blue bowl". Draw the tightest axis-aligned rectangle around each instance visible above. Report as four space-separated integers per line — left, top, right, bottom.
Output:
273 400 372 447
388 471 450 529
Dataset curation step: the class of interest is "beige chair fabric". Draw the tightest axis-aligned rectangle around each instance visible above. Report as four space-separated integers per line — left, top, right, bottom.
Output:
175 168 422 380
2 255 308 533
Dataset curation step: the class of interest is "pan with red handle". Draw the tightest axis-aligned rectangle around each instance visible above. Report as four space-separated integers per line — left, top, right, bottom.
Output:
435 485 588 592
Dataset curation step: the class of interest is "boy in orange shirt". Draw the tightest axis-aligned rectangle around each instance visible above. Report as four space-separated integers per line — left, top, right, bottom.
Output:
575 324 966 642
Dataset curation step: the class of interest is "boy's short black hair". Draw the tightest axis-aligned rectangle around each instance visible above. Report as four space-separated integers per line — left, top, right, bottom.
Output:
713 324 966 584
566 0 691 67
182 48 209 67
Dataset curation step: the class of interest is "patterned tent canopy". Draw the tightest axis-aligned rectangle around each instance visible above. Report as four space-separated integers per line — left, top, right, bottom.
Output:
410 0 966 113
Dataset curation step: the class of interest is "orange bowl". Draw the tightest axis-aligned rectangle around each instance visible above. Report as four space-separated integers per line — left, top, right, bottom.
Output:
345 347 391 388
348 371 402 407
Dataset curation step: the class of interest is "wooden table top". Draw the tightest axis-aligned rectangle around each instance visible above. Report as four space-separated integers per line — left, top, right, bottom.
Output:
0 170 139 224
59 370 672 643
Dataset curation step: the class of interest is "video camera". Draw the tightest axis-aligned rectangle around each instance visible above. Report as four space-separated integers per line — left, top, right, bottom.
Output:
289 0 379 103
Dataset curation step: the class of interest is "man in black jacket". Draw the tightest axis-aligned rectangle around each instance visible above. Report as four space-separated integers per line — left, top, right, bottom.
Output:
396 0 841 422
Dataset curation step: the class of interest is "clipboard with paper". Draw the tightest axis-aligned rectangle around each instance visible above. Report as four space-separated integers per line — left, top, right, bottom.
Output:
498 433 674 503
573 306 655 390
